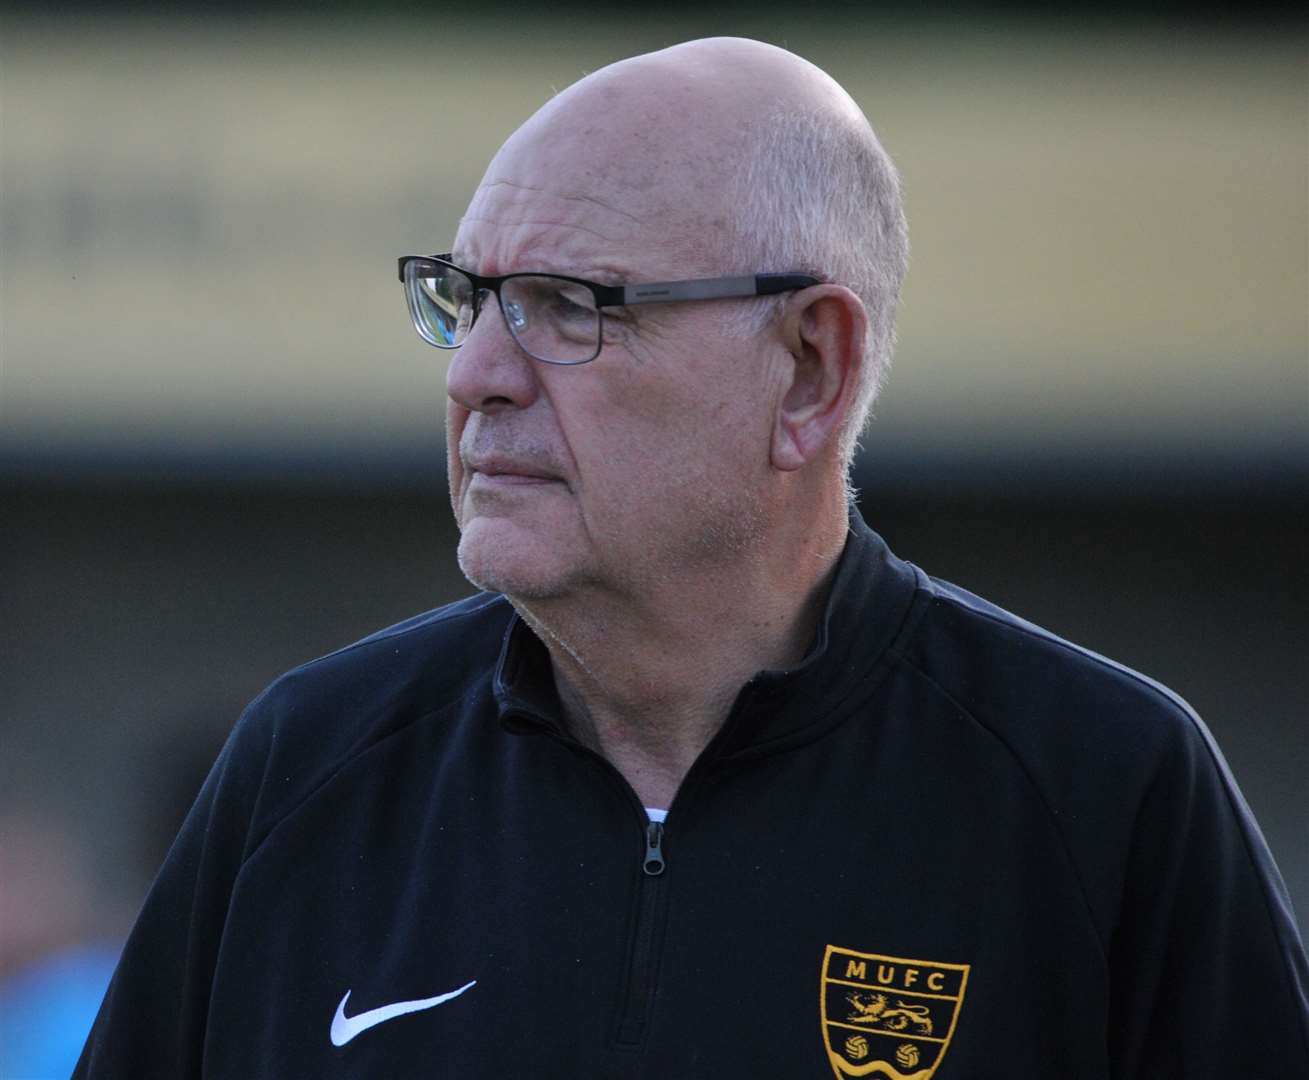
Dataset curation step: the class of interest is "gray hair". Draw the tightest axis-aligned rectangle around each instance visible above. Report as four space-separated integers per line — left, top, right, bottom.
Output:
726 105 909 472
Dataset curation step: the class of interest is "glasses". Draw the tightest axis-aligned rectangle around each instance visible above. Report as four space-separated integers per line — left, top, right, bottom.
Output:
397 254 821 365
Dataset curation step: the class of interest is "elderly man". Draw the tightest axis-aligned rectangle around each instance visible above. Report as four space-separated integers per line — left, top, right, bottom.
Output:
78 37 1305 1079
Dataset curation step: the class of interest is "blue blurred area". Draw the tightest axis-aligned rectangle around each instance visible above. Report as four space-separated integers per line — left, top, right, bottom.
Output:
0 943 119 1080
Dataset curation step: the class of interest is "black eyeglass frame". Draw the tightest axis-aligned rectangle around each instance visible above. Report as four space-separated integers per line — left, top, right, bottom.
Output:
397 253 822 364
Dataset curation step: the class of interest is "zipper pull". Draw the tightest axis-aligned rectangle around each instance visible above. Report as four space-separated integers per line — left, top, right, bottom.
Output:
642 820 666 876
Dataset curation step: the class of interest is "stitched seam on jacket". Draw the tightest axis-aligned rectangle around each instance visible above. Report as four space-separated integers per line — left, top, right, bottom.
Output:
238 685 488 868
891 653 1111 967
235 597 511 864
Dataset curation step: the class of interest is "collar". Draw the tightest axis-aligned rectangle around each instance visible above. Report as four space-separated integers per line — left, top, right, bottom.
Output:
493 509 920 758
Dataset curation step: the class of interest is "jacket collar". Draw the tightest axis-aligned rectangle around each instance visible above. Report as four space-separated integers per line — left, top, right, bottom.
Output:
493 509 920 756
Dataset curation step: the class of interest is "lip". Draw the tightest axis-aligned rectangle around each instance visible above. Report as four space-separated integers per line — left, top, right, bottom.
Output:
468 471 557 487
463 456 562 487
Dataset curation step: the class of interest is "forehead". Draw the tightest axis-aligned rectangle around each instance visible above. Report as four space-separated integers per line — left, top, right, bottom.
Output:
456 175 647 280
454 95 736 280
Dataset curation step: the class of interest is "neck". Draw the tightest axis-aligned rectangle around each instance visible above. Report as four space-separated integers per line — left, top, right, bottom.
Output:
512 497 849 809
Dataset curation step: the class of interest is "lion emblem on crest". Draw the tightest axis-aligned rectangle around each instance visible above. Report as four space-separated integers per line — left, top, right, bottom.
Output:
844 991 934 1035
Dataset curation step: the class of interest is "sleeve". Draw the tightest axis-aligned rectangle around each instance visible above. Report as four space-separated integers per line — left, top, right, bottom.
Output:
1105 711 1309 1077
73 701 274 1080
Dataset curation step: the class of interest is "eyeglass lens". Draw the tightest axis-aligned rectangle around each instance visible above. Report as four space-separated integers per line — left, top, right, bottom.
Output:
407 262 601 364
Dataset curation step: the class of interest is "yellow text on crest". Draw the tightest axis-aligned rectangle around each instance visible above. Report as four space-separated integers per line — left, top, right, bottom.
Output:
840 959 951 994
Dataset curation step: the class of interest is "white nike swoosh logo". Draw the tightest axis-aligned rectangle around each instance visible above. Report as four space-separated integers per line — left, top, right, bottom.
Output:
330 980 477 1047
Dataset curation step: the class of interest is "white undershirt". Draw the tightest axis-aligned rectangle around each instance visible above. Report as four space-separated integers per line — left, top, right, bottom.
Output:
645 807 668 823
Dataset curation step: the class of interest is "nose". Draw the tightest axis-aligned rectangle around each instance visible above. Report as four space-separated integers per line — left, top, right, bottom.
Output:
445 290 540 415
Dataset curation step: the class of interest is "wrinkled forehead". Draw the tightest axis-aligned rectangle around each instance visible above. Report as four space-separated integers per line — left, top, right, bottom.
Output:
455 81 741 279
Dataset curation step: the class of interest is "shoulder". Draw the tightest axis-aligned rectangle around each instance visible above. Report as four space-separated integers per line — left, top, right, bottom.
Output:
255 590 512 722
893 570 1205 769
217 592 514 841
887 570 1295 947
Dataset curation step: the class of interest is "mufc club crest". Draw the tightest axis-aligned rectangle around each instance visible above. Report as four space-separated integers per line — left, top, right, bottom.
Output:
820 945 969 1079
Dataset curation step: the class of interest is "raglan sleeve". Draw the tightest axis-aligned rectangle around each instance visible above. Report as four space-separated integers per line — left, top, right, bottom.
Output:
73 695 276 1079
1105 707 1309 1077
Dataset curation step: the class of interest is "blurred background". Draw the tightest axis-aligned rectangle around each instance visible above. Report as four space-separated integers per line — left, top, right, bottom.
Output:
2 3 1305 1073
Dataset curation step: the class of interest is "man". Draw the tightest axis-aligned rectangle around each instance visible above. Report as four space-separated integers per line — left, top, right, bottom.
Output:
78 37 1306 1078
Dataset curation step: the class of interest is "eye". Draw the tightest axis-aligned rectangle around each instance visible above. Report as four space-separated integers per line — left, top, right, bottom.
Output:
547 282 596 323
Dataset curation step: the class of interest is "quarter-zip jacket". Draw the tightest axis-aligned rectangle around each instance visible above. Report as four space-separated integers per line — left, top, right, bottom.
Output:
76 515 1308 1078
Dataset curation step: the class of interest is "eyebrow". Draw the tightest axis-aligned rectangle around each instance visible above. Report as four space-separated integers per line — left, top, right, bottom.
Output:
450 251 627 288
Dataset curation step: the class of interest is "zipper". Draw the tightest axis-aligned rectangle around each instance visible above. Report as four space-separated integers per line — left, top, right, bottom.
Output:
615 820 668 1047
505 709 680 1051
642 820 666 876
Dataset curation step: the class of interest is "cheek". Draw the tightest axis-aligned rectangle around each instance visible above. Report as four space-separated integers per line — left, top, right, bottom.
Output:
547 323 775 507
579 379 761 503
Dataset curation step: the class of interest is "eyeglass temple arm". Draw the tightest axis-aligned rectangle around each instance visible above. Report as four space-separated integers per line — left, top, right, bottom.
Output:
619 273 819 306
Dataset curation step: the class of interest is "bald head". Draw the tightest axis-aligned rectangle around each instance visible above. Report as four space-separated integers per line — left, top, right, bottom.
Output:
488 41 869 252
526 37 868 177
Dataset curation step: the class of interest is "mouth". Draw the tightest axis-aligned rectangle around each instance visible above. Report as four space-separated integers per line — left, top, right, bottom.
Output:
469 471 556 487
463 456 562 488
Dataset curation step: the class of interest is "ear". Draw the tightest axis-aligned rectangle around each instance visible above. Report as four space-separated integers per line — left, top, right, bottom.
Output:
771 284 868 472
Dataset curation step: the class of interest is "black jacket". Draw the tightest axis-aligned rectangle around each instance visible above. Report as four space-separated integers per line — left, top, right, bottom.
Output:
76 516 1308 1078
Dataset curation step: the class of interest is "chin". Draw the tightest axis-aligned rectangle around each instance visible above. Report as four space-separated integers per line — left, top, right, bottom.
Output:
456 518 574 601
